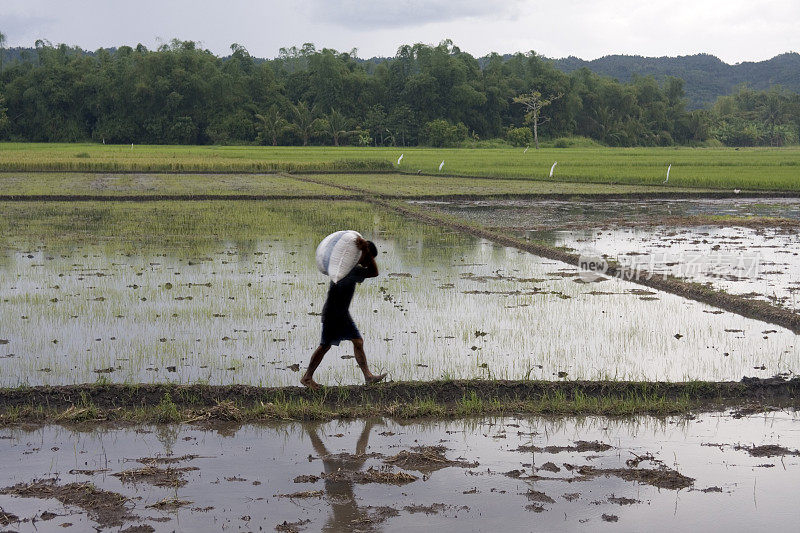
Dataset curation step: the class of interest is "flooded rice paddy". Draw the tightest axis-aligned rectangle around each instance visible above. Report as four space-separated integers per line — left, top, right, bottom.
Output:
525 225 800 313
420 197 800 229
0 200 797 386
422 197 800 314
1 412 799 531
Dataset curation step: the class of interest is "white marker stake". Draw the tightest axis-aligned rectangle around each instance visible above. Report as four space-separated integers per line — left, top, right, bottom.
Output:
664 164 671 183
523 146 529 154
549 161 557 178
397 153 404 165
439 160 445 172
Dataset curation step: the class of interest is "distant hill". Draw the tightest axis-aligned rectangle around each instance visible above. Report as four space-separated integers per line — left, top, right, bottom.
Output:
548 53 800 109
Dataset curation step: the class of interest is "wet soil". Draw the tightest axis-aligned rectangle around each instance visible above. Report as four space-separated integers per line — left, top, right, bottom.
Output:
567 464 695 490
0 507 19 526
0 478 135 527
516 440 613 454
732 444 800 457
384 445 479 472
112 465 199 488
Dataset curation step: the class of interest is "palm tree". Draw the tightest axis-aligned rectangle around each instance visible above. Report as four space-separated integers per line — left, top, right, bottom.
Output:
0 31 6 72
290 101 323 146
324 109 354 147
255 105 288 146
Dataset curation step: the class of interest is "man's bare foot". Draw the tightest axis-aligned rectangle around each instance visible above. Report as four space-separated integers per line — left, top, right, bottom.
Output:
300 376 321 390
365 373 387 385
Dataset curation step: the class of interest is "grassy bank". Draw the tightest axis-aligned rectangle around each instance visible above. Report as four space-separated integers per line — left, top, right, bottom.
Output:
0 379 795 426
1 144 799 191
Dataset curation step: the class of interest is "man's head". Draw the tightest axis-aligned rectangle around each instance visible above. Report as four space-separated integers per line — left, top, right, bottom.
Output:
366 240 378 258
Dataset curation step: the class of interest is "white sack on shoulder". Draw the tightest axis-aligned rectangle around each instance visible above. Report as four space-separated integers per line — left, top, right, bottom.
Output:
315 230 363 283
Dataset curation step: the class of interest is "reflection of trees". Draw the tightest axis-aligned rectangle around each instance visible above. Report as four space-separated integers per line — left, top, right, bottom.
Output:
154 424 180 455
305 419 378 532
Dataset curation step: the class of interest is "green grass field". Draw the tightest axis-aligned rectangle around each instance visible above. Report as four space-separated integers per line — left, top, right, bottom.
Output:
0 171 714 197
306 173 714 196
0 172 346 197
1 143 799 191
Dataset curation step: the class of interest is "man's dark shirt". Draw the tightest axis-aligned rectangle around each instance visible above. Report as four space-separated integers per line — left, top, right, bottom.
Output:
321 265 368 319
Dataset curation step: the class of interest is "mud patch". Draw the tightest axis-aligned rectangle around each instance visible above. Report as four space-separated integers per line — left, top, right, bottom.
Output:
276 518 311 532
516 440 613 454
112 465 199 487
136 454 202 465
0 478 135 527
524 490 556 504
608 495 640 505
120 525 156 533
146 497 192 510
733 444 800 457
321 467 417 485
0 507 20 527
276 490 323 499
566 464 694 490
403 503 449 515
384 445 479 472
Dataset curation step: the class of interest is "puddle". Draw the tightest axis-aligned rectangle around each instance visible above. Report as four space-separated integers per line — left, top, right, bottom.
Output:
0 200 797 386
1 412 799 531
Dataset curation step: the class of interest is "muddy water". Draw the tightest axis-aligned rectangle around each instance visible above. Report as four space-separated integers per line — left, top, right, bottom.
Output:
424 197 800 314
1 412 799 531
523 225 800 313
0 201 797 386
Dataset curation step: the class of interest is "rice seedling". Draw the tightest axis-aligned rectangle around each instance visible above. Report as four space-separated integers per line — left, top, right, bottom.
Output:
0 199 796 388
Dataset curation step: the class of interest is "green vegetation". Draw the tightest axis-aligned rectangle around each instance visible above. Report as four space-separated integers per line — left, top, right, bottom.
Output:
0 171 347 197
1 144 798 191
0 170 717 198
0 199 454 255
551 52 800 109
0 143 393 172
2 39 796 147
0 380 791 425
711 87 800 146
305 173 714 196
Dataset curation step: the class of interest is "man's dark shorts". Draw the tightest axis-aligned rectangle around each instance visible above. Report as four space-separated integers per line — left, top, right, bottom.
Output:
320 314 362 346
320 265 368 346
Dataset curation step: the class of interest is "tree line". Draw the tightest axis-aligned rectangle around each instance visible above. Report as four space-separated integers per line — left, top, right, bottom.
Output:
0 37 798 147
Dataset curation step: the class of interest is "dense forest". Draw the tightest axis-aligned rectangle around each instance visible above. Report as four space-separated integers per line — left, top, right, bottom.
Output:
0 37 798 147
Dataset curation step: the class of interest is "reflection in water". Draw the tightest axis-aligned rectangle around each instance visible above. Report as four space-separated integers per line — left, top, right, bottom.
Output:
0 413 799 532
306 419 378 531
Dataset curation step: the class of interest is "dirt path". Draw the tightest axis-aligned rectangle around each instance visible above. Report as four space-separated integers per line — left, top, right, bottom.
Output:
0 378 797 426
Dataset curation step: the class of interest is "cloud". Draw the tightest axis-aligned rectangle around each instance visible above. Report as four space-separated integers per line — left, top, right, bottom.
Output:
0 13 56 43
306 0 523 29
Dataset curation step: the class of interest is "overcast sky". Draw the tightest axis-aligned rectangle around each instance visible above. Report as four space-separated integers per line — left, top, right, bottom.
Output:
1 0 797 63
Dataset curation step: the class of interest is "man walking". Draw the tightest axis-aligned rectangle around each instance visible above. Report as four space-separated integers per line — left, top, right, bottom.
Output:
301 237 387 389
